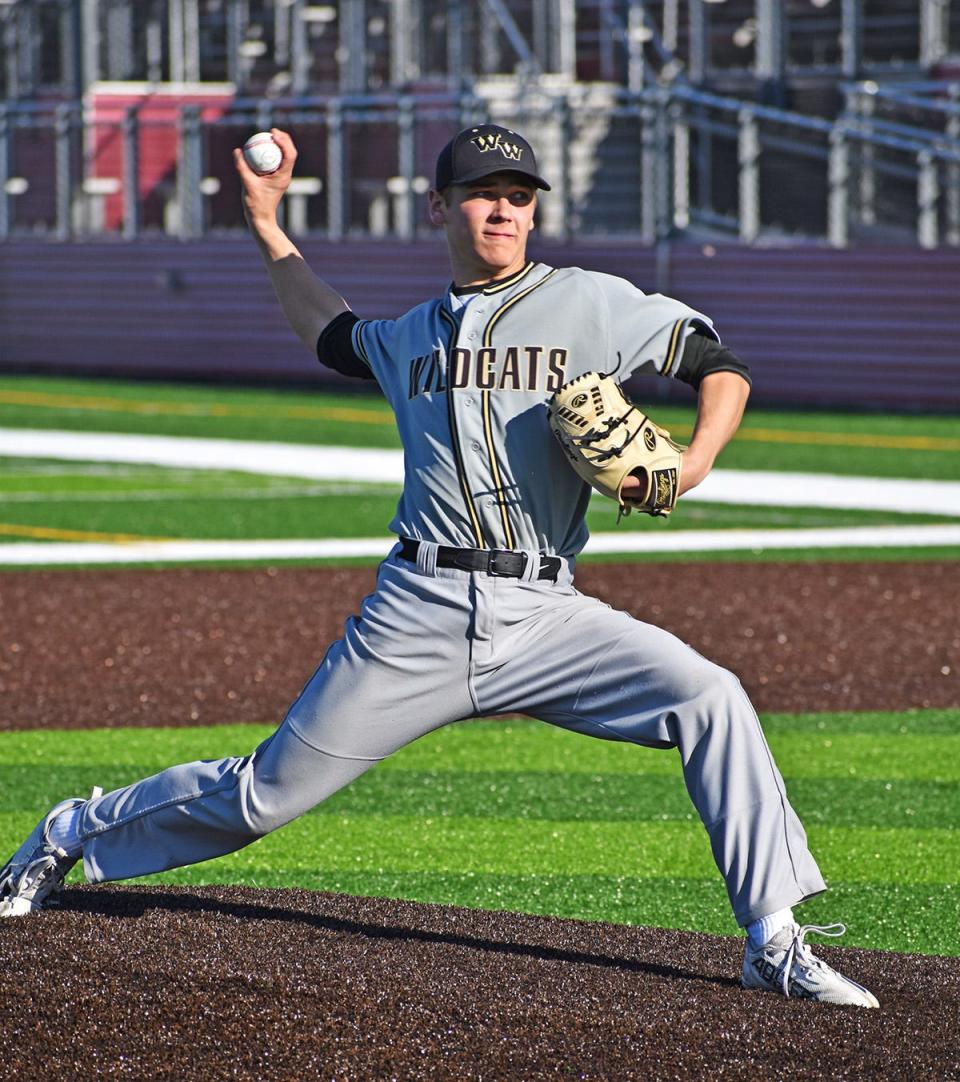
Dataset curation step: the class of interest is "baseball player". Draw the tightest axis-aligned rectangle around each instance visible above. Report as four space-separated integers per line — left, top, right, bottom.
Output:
1 124 877 1008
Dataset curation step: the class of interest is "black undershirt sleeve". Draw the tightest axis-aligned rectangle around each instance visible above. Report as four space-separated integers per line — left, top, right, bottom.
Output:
675 331 752 390
316 311 376 381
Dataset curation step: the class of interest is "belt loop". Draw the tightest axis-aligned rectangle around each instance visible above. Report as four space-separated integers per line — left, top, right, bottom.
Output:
520 551 539 583
416 540 439 575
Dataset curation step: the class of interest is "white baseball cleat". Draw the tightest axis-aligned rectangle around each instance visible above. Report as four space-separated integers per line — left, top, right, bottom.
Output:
0 787 102 918
742 922 879 1008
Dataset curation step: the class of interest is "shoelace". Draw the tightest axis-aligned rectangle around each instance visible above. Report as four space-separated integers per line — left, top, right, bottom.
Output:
779 922 847 997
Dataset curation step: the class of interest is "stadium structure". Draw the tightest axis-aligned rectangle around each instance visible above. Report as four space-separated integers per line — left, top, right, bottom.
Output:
1 0 958 244
0 2 958 408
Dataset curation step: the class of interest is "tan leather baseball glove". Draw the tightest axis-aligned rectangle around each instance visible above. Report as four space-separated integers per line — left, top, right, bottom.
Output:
547 372 685 517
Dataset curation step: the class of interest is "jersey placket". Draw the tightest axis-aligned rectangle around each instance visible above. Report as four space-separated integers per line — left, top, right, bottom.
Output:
444 297 508 550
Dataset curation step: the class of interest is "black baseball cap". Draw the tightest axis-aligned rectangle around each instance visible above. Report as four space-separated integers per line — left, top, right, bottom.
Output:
434 124 551 191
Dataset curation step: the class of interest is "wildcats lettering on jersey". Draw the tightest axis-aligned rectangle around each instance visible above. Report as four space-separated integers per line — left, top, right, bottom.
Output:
407 350 446 397
408 346 568 399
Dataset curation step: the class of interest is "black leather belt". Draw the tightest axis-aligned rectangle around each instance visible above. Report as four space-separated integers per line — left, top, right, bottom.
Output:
399 538 561 582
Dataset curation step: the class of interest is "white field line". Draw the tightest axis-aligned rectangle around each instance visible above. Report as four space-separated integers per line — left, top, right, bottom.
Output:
1 482 389 503
2 427 960 515
0 429 404 483
1 525 959 566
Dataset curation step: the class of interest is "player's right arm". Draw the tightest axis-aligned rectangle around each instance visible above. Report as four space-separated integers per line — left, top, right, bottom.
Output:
233 128 349 353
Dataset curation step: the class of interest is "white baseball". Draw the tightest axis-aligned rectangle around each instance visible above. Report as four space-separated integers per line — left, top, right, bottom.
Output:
242 132 283 176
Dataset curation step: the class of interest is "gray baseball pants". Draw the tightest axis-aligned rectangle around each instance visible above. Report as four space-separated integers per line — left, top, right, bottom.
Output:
78 546 826 925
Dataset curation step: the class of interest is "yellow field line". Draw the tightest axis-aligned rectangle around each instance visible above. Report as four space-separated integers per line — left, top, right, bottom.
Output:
664 423 960 451
0 522 167 543
2 388 959 451
735 426 960 452
0 390 394 426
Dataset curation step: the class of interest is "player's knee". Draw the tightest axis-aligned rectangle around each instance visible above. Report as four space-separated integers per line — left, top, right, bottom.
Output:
697 663 748 715
671 654 742 707
668 661 750 741
240 805 286 837
237 786 299 836
715 663 747 702
230 754 295 837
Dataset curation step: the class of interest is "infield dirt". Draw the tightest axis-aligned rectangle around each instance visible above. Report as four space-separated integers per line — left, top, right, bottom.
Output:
1 559 957 730
1 560 958 1079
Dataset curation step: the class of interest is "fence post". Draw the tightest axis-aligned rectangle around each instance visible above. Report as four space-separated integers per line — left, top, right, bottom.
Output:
326 98 346 240
946 87 960 246
626 3 646 92
291 0 310 94
840 0 863 78
671 99 689 231
396 96 416 240
55 103 74 240
178 104 203 239
654 91 670 241
0 106 9 239
737 107 760 243
694 103 713 222
640 98 657 244
827 127 849 248
688 0 707 84
848 85 876 226
555 94 573 242
122 105 139 240
917 150 939 250
920 0 949 68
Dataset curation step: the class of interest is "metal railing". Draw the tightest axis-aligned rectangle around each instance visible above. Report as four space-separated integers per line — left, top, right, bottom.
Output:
1 82 958 247
842 80 960 247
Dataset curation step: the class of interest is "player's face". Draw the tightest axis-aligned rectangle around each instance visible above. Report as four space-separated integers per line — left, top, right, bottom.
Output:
430 174 537 284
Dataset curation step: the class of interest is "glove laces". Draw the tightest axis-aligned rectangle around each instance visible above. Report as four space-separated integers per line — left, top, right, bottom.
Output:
779 922 847 997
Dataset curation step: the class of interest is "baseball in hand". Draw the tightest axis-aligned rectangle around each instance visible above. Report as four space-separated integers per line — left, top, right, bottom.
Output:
242 132 283 176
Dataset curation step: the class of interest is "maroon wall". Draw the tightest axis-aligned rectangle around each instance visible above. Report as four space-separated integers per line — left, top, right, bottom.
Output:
1 237 957 411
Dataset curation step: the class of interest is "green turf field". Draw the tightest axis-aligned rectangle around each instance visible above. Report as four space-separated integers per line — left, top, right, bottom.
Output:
1 375 959 567
2 456 956 544
3 374 960 477
1 375 957 953
1 712 957 955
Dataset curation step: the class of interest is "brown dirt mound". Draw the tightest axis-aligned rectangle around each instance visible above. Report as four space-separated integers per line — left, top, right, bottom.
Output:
1 560 957 731
1 885 957 1080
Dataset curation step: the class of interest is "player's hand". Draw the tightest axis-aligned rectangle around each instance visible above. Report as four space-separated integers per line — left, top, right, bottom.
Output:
233 127 298 227
620 448 709 501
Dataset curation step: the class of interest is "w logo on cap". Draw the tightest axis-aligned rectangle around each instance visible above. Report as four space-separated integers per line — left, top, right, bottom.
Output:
472 133 524 161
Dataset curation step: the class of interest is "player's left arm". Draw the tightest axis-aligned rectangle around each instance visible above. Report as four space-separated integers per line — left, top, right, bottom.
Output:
676 370 750 496
619 330 751 503
671 329 751 496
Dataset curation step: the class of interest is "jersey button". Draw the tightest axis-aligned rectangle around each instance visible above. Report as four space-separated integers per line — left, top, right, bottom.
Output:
468 332 477 339
471 441 482 452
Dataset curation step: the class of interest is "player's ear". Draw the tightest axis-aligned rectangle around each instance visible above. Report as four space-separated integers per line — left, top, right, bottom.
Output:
427 188 447 227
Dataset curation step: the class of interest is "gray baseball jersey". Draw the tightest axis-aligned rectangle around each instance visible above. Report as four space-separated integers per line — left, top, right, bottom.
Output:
353 261 715 555
73 262 827 928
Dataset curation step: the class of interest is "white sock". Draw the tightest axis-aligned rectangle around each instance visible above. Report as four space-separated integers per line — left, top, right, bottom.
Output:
48 803 85 858
747 907 795 949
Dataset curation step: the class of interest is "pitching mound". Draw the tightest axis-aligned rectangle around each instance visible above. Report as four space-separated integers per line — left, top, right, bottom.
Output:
2 885 957 1079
